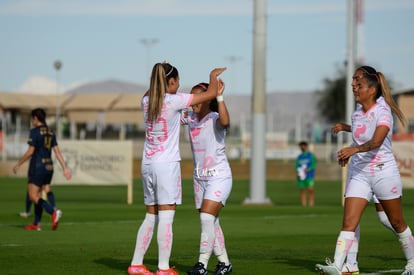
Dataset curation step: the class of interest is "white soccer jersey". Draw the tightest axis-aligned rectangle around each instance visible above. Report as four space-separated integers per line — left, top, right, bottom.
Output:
350 96 396 174
141 93 193 163
186 111 232 180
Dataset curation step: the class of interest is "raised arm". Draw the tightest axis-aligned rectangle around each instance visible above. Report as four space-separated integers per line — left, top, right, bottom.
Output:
216 78 230 128
190 67 226 106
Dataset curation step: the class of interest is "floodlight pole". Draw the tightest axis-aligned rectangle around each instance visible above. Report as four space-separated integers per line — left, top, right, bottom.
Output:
244 0 271 205
346 0 356 128
225 55 242 93
140 38 159 76
341 0 357 205
1 110 6 162
54 60 62 139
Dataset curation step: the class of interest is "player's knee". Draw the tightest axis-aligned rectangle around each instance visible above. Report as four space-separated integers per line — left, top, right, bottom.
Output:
389 218 407 233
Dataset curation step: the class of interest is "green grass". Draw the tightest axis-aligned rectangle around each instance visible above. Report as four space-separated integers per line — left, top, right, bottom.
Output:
1 177 414 275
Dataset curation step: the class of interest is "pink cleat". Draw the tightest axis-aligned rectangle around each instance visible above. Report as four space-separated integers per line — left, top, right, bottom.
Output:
128 264 154 275
155 266 178 275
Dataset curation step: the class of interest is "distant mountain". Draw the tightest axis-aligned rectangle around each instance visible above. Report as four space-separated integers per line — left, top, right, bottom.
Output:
17 75 61 94
66 79 147 94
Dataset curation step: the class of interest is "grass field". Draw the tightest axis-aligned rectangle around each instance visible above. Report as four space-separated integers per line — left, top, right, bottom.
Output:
1 176 414 275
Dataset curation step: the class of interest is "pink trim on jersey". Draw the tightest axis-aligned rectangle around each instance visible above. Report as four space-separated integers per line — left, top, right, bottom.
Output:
187 111 231 179
350 96 395 173
185 94 194 108
377 122 391 128
142 93 193 163
360 102 378 115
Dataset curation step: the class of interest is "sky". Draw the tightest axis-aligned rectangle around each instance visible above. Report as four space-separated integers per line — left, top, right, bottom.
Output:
1 0 414 95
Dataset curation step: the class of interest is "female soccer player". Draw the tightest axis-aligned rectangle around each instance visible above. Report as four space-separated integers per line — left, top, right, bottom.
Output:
13 108 71 231
331 68 397 275
184 80 233 275
315 66 414 275
128 63 226 275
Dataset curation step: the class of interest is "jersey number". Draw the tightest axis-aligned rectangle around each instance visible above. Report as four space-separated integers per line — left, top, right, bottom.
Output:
44 136 52 150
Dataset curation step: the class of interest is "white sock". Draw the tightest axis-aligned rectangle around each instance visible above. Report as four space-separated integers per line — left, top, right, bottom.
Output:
346 225 360 265
198 213 216 267
213 217 230 265
333 231 355 270
157 210 175 270
377 211 396 233
398 226 414 264
131 213 157 265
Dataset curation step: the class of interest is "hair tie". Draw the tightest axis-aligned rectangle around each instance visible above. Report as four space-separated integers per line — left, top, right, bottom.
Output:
166 66 174 77
359 66 380 83
197 83 208 91
375 72 381 84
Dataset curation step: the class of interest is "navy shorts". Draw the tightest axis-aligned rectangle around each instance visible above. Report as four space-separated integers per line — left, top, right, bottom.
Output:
28 171 53 187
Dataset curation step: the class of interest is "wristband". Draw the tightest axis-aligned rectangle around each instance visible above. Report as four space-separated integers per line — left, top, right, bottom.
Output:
216 95 224 102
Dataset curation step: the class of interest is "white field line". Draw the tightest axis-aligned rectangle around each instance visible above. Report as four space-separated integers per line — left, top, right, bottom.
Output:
0 220 138 228
359 269 403 274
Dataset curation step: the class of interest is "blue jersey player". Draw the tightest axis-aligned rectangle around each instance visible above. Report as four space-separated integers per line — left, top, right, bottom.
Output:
13 108 71 231
295 141 316 207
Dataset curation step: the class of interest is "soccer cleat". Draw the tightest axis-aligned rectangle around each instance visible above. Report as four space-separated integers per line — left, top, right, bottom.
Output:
315 258 341 275
155 266 178 275
19 212 31 218
24 223 41 231
187 262 208 275
342 262 359 275
402 262 414 275
51 209 62 230
128 264 154 275
212 262 232 275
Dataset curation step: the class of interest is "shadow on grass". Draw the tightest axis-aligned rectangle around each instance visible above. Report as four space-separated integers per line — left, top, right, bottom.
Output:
273 257 322 274
94 257 208 274
275 255 405 274
8 224 28 229
94 257 157 272
94 257 127 272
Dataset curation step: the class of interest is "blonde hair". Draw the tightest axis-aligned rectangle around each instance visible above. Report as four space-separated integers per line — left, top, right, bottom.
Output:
147 63 178 121
377 72 406 126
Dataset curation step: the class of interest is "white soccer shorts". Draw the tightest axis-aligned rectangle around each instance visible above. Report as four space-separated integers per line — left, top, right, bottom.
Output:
141 162 182 206
193 176 232 209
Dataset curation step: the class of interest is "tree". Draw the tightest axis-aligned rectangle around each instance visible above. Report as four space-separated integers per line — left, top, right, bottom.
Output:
316 65 347 123
316 64 397 124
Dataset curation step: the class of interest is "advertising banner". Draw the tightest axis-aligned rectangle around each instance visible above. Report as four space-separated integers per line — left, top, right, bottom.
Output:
394 141 414 189
52 140 133 186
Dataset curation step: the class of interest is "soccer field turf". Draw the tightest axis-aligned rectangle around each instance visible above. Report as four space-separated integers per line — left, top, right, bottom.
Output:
1 176 414 274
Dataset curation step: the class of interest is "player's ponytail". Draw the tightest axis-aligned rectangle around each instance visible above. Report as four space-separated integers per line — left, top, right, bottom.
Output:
377 72 406 127
358 66 406 127
147 63 179 121
31 108 49 130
